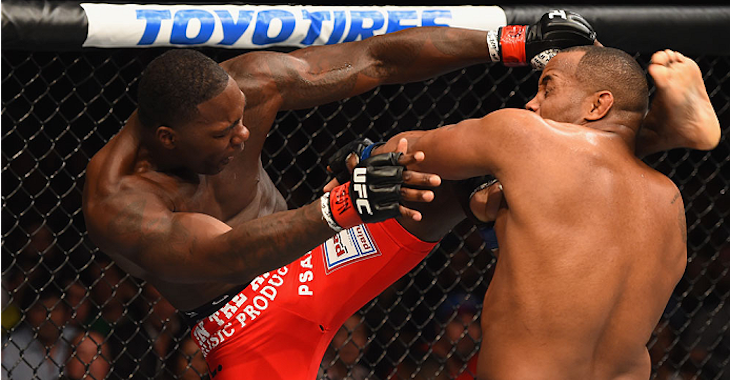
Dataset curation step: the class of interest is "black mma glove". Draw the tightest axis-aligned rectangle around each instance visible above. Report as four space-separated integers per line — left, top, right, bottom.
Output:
321 152 403 231
327 138 385 185
455 175 500 250
487 10 596 69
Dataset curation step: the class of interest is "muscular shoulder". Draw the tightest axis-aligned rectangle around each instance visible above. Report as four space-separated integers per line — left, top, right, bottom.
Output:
480 108 559 138
220 51 299 109
477 108 570 156
90 162 177 216
86 144 174 208
84 169 175 248
482 108 540 124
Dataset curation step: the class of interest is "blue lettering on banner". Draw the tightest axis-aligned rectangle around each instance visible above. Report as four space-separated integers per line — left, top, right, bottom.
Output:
252 10 296 45
133 7 457 47
327 11 348 45
171 10 216 45
216 10 254 46
300 10 330 46
386 11 418 33
344 11 385 42
136 10 171 45
422 10 452 27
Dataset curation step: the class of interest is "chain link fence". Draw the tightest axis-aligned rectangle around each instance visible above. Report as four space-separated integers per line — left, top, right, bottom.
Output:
2 45 729 379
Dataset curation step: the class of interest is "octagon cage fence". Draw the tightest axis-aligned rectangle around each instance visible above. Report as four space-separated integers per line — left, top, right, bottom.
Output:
2 2 729 380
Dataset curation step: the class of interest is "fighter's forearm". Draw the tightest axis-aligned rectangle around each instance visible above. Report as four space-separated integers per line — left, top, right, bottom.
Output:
376 129 475 178
212 202 334 284
363 27 492 85
109 198 336 285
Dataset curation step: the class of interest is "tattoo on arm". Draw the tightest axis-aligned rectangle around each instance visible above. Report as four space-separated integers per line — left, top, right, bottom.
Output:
430 28 473 57
108 200 146 237
166 217 193 257
108 199 194 254
671 191 688 244
670 192 680 204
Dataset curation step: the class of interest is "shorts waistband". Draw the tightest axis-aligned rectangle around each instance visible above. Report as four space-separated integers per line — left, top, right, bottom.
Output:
180 284 247 327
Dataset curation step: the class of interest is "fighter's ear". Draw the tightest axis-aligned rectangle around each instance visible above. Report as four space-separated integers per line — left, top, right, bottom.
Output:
156 126 177 149
585 90 613 121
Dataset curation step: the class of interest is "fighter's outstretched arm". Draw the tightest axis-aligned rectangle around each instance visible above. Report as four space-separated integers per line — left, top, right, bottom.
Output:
221 11 595 112
220 27 490 112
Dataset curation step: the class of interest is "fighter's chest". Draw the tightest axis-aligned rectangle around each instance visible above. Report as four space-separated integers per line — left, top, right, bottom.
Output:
165 171 259 222
164 169 284 224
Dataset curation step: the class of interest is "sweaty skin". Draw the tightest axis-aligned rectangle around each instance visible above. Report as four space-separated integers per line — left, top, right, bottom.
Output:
82 21 718 375
82 27 492 312
376 49 719 380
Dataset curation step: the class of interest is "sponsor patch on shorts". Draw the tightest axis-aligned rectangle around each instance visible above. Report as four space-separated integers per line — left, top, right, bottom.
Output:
323 224 380 274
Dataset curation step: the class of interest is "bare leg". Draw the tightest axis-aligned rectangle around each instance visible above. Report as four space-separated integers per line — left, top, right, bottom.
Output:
637 50 721 156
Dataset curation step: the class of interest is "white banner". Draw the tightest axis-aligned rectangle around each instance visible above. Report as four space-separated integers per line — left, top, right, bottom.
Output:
81 4 507 48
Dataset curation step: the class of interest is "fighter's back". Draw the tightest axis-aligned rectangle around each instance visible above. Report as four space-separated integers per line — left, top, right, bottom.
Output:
478 120 687 380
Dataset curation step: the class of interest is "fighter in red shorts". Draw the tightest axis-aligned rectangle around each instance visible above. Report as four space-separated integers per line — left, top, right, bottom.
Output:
186 219 437 380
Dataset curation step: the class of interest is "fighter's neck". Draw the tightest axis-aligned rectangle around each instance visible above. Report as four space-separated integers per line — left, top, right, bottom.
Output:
126 113 198 180
589 119 639 153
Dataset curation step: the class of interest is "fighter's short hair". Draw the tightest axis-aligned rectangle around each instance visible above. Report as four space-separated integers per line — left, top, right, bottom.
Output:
563 45 649 117
137 49 230 130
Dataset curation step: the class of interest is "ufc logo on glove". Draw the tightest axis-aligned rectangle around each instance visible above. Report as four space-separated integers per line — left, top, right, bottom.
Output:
353 168 373 215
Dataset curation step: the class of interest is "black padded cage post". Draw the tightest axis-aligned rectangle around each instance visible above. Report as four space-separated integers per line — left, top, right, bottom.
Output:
2 2 729 379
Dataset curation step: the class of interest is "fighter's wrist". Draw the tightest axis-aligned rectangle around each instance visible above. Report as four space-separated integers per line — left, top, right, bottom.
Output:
360 142 386 161
487 25 529 66
486 29 501 63
498 25 528 67
329 182 364 229
320 192 344 232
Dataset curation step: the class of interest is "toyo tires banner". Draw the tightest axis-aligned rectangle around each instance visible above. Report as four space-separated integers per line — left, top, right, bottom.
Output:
2 2 729 55
81 4 506 48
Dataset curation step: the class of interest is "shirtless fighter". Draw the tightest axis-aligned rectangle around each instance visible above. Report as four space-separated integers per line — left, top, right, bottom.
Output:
358 47 721 379
82 11 597 380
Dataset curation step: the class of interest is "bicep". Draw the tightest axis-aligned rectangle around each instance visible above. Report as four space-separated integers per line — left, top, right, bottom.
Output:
96 195 233 283
135 211 235 283
403 109 539 180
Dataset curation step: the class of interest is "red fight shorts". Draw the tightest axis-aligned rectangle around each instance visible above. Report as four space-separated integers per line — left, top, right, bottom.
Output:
189 219 436 380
